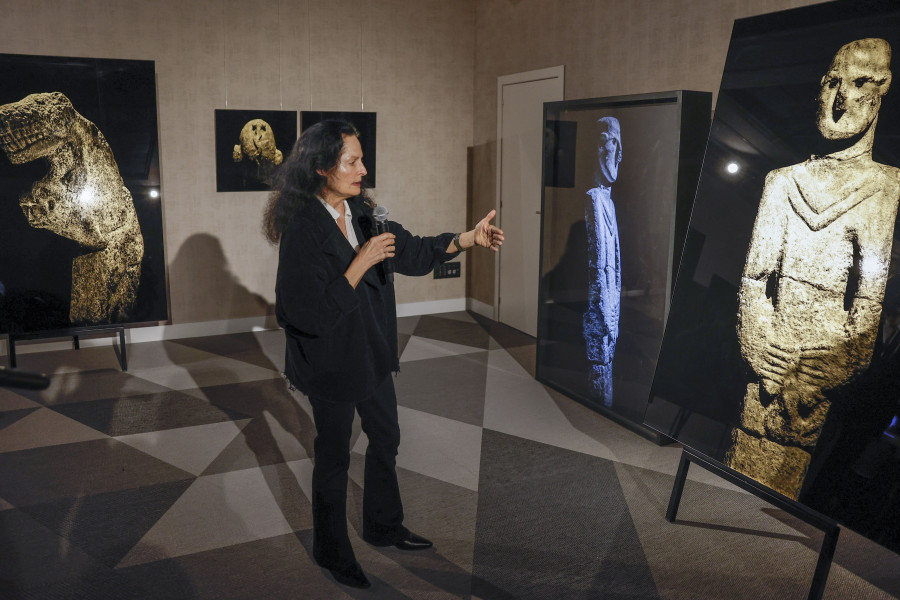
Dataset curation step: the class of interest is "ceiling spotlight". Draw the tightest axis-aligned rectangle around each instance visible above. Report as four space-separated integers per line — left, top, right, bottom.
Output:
726 162 740 175
149 189 159 199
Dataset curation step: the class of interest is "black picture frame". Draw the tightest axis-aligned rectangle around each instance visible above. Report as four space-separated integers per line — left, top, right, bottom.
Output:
536 90 711 442
215 109 297 192
644 0 900 554
301 111 377 188
0 53 168 335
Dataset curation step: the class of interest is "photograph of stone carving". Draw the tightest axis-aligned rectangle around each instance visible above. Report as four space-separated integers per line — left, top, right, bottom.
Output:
0 92 145 325
643 1 900 555
215 109 296 192
536 92 710 439
583 116 622 406
232 118 283 184
726 38 900 499
0 53 168 335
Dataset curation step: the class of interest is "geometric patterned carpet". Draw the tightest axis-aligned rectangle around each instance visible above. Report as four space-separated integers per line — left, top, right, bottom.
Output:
0 311 898 599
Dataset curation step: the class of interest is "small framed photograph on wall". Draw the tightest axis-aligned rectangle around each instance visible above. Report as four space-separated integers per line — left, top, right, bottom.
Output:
215 109 297 192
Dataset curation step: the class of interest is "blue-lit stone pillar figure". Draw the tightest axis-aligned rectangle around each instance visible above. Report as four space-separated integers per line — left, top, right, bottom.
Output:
583 117 622 406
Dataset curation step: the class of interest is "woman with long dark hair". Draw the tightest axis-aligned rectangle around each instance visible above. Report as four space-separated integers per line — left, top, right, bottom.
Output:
264 120 502 589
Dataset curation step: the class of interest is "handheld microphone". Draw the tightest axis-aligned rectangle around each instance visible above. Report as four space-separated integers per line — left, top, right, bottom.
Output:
372 205 394 283
0 367 50 390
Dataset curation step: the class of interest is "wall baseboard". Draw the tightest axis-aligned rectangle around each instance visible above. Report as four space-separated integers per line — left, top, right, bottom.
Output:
1 298 482 357
395 297 466 318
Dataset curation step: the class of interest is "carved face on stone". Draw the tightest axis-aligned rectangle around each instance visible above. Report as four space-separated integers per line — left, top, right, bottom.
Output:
817 38 892 140
0 92 73 164
0 90 144 324
239 119 280 163
0 92 107 244
595 116 622 187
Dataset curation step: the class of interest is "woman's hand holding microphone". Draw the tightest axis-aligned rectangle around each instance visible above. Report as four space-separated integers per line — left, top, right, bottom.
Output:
344 232 395 288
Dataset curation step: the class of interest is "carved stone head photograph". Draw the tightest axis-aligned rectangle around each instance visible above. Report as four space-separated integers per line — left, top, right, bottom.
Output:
817 37 892 141
233 118 284 185
0 53 167 333
215 109 297 192
0 91 144 324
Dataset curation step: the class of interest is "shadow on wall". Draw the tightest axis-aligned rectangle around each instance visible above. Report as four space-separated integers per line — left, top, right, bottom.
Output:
169 233 270 322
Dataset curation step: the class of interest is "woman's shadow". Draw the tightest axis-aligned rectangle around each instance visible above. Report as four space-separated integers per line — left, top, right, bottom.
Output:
165 233 324 564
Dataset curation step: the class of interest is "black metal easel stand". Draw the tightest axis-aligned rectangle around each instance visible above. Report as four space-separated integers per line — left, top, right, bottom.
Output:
6 326 128 371
666 447 840 600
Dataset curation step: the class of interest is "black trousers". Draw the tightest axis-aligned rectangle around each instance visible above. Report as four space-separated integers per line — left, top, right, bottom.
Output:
308 375 406 569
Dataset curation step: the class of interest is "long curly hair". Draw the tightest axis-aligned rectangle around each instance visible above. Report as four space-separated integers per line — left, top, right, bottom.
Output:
262 119 373 244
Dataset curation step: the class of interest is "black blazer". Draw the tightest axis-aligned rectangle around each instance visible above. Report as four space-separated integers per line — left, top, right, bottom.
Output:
276 197 458 402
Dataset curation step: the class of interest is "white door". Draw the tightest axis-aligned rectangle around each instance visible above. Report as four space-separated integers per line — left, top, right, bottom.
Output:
496 67 564 337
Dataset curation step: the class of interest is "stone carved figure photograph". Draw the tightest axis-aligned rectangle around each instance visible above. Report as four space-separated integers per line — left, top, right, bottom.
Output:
643 1 900 555
232 118 284 185
215 109 297 192
583 116 622 406
0 53 167 334
0 91 145 325
727 38 900 499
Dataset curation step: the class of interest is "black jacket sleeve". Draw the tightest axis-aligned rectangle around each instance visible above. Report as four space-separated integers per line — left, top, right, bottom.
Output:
388 220 460 277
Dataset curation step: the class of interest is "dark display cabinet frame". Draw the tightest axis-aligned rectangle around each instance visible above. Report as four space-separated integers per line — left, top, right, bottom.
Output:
536 90 711 442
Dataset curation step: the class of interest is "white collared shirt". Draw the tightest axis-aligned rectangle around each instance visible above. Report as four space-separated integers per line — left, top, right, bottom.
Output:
319 197 360 251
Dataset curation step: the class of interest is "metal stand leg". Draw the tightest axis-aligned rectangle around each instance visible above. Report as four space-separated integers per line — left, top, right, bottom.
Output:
7 336 16 368
808 524 840 600
7 326 126 371
666 450 691 522
118 328 127 371
665 447 841 599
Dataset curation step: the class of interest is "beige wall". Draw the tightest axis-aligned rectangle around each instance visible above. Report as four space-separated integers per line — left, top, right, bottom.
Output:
470 0 823 307
1 0 833 327
1 0 475 324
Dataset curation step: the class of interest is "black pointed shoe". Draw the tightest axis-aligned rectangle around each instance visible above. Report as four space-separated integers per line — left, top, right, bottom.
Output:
392 531 433 551
327 562 371 589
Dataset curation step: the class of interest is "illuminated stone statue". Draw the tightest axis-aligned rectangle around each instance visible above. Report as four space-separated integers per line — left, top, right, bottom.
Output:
583 116 622 406
727 39 900 498
0 92 144 325
233 118 283 184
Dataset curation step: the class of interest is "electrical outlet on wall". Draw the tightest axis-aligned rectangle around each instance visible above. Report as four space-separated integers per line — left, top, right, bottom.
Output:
434 262 461 279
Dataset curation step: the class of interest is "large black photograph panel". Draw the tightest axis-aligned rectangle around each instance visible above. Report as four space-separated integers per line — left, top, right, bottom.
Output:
537 92 710 435
645 0 900 553
0 54 167 333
